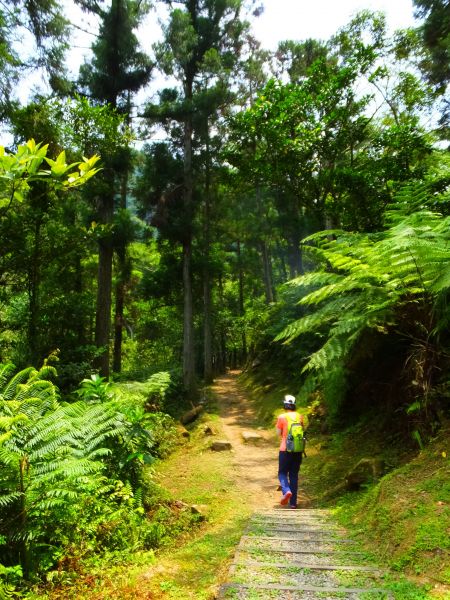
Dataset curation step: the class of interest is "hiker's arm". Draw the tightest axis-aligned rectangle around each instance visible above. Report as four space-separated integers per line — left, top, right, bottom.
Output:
275 416 283 437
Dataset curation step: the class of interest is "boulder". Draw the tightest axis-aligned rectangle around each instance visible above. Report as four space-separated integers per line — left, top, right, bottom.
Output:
190 504 208 520
242 431 264 445
203 425 214 436
345 458 385 490
321 457 385 499
210 440 232 452
172 500 190 509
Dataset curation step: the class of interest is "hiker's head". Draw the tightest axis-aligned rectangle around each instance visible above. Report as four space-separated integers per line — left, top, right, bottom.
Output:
283 394 296 410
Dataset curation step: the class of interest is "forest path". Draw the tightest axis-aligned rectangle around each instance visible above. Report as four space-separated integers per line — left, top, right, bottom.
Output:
211 370 312 510
213 374 391 599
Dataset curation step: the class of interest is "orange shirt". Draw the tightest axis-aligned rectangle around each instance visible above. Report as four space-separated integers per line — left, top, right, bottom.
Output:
276 411 304 451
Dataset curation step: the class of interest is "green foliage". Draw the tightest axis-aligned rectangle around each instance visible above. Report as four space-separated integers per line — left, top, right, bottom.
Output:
275 183 450 426
0 139 100 216
76 374 112 403
113 371 182 458
0 360 192 591
0 365 183 576
414 0 450 89
78 0 152 110
0 362 142 575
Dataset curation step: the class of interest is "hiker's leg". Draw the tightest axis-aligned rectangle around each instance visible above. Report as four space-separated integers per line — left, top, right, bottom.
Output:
287 453 303 506
278 451 291 495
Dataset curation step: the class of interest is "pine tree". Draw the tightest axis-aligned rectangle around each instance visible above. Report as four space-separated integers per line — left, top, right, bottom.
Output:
148 0 249 393
78 0 152 376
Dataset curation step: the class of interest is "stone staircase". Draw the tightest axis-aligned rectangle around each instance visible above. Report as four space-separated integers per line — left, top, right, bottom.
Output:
217 509 393 599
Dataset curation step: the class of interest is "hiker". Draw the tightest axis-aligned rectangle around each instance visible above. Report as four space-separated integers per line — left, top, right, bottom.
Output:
276 394 304 509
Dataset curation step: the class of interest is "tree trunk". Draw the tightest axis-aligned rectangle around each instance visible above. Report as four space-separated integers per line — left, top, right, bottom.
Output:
255 184 274 303
203 123 213 383
94 187 114 377
237 239 247 362
113 247 126 374
74 249 86 347
261 241 275 304
183 239 195 393
203 269 213 383
182 77 196 394
28 218 42 365
287 232 303 278
95 237 113 377
218 274 227 372
113 170 128 374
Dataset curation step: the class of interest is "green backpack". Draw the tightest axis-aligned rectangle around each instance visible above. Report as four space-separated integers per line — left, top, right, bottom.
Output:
285 413 305 453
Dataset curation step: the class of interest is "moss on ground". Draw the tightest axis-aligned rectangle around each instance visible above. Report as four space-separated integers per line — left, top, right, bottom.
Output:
332 426 450 598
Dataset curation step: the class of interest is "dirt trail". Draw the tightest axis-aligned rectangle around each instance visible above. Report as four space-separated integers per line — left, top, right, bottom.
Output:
213 374 391 599
212 371 311 510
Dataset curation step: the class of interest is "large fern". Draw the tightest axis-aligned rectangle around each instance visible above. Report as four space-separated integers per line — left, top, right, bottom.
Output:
0 364 126 575
276 183 450 416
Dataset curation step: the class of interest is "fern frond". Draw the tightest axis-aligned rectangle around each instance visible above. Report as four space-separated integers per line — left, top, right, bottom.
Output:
1 368 35 401
0 492 22 507
0 580 16 600
302 334 355 373
286 271 343 291
35 365 58 381
0 363 16 394
385 183 433 226
275 298 343 343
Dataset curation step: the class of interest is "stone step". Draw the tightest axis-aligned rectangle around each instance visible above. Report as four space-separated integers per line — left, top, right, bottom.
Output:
232 557 381 572
218 582 393 598
240 545 366 557
219 510 390 599
251 516 335 523
248 526 344 534
242 534 355 542
229 560 382 587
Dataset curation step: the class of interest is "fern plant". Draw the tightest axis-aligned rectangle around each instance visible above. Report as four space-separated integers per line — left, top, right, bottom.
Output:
0 363 126 576
276 182 450 423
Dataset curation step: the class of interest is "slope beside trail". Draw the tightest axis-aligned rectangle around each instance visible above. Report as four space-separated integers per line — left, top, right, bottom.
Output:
212 370 312 509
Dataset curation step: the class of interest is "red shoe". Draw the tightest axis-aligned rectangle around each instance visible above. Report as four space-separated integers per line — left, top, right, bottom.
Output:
280 491 292 506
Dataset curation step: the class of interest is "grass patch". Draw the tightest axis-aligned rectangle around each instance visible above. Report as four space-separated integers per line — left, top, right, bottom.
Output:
126 400 254 599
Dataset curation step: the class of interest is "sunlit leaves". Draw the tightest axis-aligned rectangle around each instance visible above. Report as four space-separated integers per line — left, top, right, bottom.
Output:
0 140 100 215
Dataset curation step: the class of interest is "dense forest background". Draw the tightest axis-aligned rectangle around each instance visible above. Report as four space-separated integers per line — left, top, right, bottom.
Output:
0 0 449 595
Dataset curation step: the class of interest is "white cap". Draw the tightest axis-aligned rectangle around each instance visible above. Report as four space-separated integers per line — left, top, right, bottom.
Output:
284 394 296 406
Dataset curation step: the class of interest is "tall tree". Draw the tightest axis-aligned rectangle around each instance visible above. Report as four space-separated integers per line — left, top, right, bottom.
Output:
150 0 249 393
274 38 330 83
0 0 69 120
413 0 450 88
78 0 152 376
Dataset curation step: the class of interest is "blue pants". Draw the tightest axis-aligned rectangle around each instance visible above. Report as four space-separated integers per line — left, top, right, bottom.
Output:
278 451 302 506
